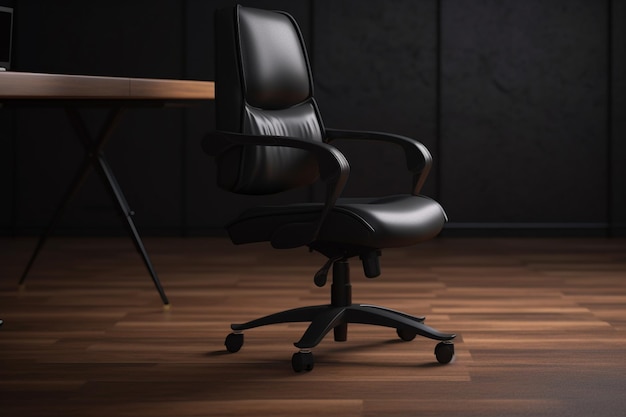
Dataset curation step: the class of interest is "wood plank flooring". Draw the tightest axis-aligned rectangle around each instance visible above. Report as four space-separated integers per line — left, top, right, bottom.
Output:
1 237 626 417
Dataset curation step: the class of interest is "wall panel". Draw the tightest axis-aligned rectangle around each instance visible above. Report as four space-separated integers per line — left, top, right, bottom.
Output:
10 0 185 235
1 0 17 234
611 0 626 236
313 0 438 198
440 0 608 232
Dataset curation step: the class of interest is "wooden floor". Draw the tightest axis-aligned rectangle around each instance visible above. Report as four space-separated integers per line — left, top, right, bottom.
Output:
1 236 626 417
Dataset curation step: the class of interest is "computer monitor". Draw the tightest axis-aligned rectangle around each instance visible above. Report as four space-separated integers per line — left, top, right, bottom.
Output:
0 6 14 70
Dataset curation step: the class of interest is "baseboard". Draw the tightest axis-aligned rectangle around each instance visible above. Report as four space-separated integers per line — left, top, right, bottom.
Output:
2 224 623 238
441 222 611 237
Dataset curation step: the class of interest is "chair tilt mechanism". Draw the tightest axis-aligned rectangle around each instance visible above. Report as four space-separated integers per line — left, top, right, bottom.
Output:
204 5 456 372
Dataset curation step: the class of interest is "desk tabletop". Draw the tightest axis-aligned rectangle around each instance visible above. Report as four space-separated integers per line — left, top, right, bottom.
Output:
0 71 215 101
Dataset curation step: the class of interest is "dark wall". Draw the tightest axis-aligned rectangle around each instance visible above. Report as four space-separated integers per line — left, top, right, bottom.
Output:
612 0 626 236
440 0 610 233
313 0 438 199
4 0 188 235
1 0 623 236
0 0 15 235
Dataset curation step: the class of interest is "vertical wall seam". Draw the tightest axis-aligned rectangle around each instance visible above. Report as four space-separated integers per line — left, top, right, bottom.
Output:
435 0 442 202
181 0 189 236
607 0 613 236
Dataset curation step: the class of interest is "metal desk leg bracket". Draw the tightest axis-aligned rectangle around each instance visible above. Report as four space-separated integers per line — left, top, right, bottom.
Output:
19 107 170 306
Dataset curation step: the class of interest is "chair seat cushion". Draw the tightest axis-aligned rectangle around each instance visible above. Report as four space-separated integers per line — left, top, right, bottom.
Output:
227 194 447 249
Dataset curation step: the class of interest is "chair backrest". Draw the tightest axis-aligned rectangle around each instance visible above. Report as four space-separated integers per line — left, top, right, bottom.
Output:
214 5 324 195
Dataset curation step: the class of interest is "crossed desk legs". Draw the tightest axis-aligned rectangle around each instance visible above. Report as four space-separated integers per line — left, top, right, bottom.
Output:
18 107 170 306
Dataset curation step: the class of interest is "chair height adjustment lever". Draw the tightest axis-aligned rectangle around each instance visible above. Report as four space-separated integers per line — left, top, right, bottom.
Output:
360 251 382 278
314 257 342 287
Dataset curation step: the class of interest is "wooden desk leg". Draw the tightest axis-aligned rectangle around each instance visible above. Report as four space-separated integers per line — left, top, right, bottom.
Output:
19 107 170 306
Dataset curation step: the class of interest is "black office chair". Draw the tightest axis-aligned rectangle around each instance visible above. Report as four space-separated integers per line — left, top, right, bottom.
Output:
204 5 456 372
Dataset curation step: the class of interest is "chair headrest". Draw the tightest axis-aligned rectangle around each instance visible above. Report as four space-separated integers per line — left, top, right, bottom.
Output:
237 6 312 110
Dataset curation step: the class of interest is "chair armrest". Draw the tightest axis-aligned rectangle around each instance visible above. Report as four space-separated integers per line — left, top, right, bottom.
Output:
203 131 350 248
325 128 432 195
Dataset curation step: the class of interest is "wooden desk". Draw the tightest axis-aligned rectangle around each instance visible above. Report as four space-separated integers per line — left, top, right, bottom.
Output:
1 72 215 307
0 71 214 101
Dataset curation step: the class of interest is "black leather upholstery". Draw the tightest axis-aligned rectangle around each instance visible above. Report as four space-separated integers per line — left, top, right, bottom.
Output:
237 7 312 110
228 195 446 250
233 102 322 194
214 6 322 195
206 5 456 371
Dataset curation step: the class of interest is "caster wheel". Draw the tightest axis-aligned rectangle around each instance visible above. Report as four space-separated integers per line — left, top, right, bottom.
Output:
396 327 417 342
435 342 455 364
225 332 244 353
291 351 314 372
